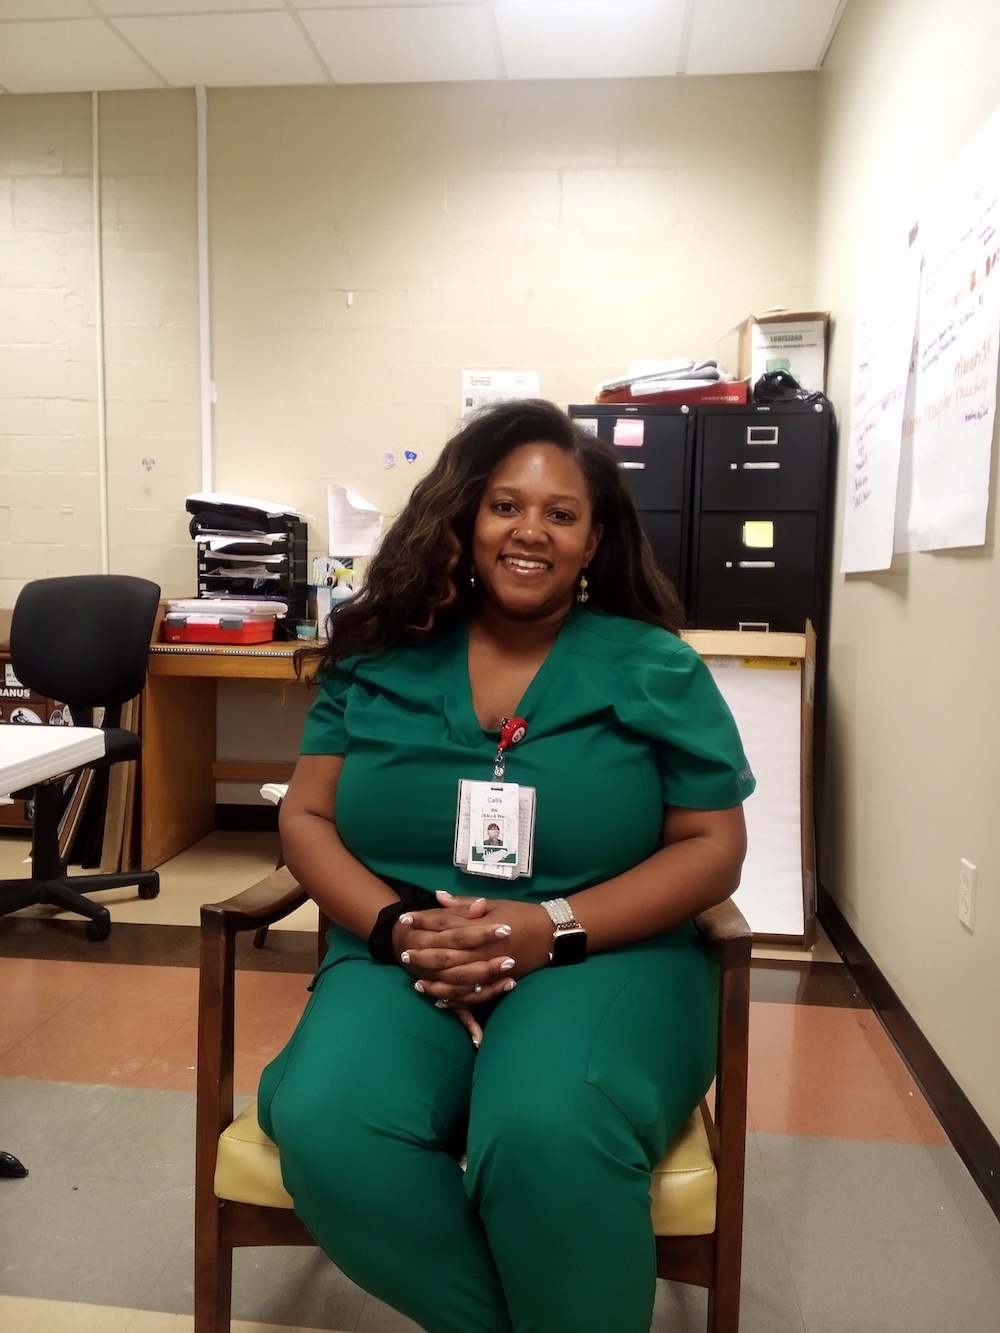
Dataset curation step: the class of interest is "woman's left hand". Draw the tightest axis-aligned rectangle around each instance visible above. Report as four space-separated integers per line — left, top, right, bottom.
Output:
402 891 553 1009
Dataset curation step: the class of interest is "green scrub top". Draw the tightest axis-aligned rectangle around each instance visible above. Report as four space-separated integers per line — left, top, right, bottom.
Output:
299 607 754 960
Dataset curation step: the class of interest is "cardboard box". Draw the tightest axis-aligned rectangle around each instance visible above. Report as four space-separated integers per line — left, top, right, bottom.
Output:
737 310 829 393
682 623 816 944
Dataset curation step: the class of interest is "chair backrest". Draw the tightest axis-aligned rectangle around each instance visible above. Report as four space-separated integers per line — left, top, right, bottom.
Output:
10 575 161 712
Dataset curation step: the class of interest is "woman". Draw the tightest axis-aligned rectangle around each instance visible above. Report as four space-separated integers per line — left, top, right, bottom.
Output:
258 399 754 1333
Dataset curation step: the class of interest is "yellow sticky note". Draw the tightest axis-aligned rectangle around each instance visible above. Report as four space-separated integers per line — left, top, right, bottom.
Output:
743 520 774 548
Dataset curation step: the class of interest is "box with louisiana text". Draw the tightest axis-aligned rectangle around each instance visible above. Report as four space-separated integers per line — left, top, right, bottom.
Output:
737 310 829 393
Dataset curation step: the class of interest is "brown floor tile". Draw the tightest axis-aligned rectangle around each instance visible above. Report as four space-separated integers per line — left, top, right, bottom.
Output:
751 959 868 1008
2 965 197 1085
748 1000 948 1145
124 970 312 1095
0 957 115 1021
854 1008 952 1147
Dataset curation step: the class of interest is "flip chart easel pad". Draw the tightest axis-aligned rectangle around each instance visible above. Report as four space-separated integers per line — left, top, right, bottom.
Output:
705 658 805 938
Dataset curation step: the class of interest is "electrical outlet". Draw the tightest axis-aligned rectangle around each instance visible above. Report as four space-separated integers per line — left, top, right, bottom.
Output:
959 858 977 930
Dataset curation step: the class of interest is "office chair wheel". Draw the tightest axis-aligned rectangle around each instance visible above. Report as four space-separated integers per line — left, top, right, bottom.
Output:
138 883 159 899
85 913 111 942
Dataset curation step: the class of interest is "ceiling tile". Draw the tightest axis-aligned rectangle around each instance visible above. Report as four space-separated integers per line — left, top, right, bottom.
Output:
93 0 279 13
301 6 500 85
296 0 482 7
0 1 89 15
0 19 162 93
686 0 840 74
113 13 329 87
496 1 684 80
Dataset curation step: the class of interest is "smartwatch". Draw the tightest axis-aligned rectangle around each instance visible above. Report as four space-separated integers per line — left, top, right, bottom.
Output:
540 898 588 966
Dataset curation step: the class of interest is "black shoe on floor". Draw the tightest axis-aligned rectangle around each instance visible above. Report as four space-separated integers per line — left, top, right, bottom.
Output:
0 1152 28 1179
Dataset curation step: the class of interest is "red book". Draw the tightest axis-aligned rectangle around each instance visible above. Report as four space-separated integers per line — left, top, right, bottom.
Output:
596 380 749 407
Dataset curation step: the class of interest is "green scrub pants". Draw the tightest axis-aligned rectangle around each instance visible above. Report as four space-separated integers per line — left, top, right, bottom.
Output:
257 931 718 1333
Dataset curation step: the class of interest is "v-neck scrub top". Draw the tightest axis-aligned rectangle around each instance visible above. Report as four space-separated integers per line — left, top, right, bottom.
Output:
300 607 754 963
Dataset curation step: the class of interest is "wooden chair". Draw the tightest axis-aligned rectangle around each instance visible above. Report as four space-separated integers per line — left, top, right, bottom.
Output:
195 868 751 1332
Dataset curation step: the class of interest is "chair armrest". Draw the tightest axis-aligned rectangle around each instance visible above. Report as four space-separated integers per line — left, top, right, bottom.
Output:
693 897 752 970
691 896 751 1215
200 865 308 936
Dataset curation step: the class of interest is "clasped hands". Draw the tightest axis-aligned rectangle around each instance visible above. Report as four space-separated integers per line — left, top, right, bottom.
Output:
392 891 552 1047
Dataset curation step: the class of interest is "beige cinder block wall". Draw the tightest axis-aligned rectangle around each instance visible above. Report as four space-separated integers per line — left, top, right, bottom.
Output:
815 0 1000 1140
3 73 819 605
0 90 200 605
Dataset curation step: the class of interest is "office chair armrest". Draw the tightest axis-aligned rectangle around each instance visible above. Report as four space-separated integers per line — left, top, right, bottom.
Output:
200 865 308 936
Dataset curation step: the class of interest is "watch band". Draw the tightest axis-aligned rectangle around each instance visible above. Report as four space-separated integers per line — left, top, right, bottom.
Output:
541 898 578 929
541 898 588 966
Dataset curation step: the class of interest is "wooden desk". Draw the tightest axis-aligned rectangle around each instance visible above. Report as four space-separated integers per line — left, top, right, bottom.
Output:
142 641 303 867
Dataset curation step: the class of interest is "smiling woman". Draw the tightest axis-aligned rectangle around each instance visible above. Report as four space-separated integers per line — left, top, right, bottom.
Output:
471 441 603 629
260 398 755 1333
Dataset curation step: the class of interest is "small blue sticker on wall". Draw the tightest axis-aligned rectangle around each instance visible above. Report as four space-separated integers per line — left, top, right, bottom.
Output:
383 452 396 469
404 450 418 463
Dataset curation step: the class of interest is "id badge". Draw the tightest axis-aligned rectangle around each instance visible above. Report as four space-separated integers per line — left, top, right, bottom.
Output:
453 779 536 880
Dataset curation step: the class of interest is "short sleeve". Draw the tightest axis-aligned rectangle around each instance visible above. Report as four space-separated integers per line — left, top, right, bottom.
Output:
299 663 353 755
623 639 756 810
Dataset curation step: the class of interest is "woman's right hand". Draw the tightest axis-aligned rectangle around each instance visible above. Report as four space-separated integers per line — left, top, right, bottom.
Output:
392 896 518 1005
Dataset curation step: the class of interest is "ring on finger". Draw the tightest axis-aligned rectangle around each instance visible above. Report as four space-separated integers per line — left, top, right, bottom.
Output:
474 983 483 994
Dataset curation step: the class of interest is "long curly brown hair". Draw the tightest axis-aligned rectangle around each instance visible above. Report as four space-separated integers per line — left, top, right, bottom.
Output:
299 398 685 674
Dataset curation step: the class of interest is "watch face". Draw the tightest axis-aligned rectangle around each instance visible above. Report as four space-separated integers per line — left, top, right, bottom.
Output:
550 925 588 966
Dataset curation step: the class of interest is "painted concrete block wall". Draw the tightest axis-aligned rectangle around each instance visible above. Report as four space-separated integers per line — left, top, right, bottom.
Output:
814 0 1000 1139
206 76 818 538
2 74 818 606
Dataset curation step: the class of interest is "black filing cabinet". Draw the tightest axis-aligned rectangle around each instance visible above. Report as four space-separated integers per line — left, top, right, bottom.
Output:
568 403 694 605
690 402 834 633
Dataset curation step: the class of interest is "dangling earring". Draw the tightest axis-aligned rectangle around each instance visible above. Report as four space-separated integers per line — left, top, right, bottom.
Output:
469 567 477 590
576 571 589 604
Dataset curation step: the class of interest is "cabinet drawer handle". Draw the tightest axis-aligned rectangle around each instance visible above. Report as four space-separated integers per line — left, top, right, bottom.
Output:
746 426 779 445
742 461 780 470
737 560 776 568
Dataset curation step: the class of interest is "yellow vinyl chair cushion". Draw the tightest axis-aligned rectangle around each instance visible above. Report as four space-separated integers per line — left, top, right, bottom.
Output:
216 1100 717 1236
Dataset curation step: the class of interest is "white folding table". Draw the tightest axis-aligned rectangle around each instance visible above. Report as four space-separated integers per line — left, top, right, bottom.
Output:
0 726 106 798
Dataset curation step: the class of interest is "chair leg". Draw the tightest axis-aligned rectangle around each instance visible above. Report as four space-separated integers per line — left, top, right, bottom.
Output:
194 1199 233 1333
706 1237 742 1333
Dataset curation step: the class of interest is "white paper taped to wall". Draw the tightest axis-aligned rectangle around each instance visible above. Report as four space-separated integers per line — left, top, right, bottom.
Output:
327 483 383 558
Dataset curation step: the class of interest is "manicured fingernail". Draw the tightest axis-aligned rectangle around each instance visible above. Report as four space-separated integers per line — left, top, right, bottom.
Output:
400 951 411 964
399 913 413 925
494 924 512 937
413 980 425 993
500 957 516 970
436 891 454 900
473 898 486 907
503 979 516 992
472 1037 481 1048
435 1000 449 1009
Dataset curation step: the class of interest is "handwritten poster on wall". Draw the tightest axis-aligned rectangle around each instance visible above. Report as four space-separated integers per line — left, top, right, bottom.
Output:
896 106 1000 553
840 249 920 573
841 104 1000 571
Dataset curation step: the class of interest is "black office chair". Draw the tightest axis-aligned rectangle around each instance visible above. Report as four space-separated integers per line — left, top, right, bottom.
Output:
0 574 162 941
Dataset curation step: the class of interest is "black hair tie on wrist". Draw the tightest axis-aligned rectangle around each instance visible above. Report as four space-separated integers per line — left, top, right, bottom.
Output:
368 886 439 965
